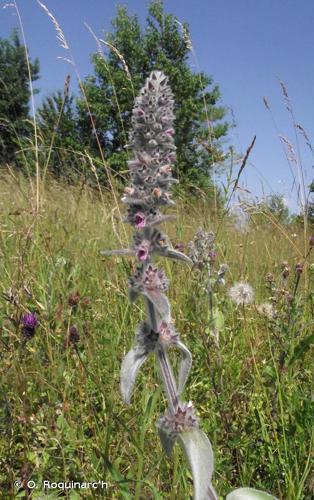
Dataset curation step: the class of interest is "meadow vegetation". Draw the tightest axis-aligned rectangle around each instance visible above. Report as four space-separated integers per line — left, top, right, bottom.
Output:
0 2 313 499
0 173 312 499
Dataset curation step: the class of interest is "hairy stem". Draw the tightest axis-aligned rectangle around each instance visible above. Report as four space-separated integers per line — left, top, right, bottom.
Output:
156 346 179 414
145 297 179 413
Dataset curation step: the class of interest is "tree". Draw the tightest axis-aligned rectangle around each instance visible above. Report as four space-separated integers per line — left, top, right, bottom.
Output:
0 29 39 163
259 193 290 224
37 87 85 181
77 0 228 188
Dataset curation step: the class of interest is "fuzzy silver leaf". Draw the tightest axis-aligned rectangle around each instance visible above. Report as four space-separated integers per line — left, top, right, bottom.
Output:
157 423 176 457
165 249 193 265
175 340 192 396
120 347 148 404
142 290 171 321
100 249 134 256
178 429 218 500
226 488 278 500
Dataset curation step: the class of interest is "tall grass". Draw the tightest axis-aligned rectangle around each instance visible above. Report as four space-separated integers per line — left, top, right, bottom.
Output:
0 173 312 499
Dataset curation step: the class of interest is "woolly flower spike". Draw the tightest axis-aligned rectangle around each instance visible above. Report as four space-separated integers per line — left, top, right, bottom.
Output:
188 227 216 269
129 264 171 320
229 282 254 306
123 71 177 226
130 264 169 293
101 72 219 500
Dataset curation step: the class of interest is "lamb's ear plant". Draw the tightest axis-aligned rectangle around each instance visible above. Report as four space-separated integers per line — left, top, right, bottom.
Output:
102 71 277 500
102 70 217 499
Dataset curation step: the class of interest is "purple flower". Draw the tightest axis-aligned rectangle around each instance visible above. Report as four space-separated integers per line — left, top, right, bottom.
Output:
135 212 146 228
136 241 150 262
174 242 185 252
21 312 38 339
22 312 38 330
65 325 80 348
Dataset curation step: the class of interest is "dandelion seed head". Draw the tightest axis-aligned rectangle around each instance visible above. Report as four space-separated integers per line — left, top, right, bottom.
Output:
229 281 254 306
256 302 276 320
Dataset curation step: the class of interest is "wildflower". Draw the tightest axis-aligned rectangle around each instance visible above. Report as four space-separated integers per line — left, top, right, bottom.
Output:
295 262 303 276
229 282 254 306
64 325 80 348
68 291 80 308
157 401 198 438
159 321 179 344
135 212 146 228
129 264 170 319
21 312 38 338
135 240 151 261
265 272 274 283
130 264 169 293
256 302 276 319
187 227 216 268
174 242 185 252
101 71 218 500
281 261 290 279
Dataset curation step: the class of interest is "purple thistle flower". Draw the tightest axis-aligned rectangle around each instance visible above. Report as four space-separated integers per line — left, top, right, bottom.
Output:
21 312 38 339
22 312 38 329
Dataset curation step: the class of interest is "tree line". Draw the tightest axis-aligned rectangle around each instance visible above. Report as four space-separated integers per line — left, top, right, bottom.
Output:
0 1 229 191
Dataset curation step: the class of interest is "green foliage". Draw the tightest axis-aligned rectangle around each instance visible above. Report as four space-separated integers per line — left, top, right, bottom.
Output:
0 175 312 498
249 193 291 225
77 0 229 187
0 29 39 163
37 90 85 180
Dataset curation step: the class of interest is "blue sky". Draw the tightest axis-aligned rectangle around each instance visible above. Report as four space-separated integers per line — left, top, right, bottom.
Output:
2 0 313 212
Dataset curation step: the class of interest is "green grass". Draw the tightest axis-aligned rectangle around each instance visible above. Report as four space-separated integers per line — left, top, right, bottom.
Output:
0 174 313 499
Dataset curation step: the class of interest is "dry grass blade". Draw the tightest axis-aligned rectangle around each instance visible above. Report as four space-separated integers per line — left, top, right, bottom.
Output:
99 38 133 90
37 0 69 50
279 135 298 164
217 135 256 237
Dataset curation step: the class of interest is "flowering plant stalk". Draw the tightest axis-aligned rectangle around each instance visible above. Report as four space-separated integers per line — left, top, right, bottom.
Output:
102 71 277 500
102 71 217 499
